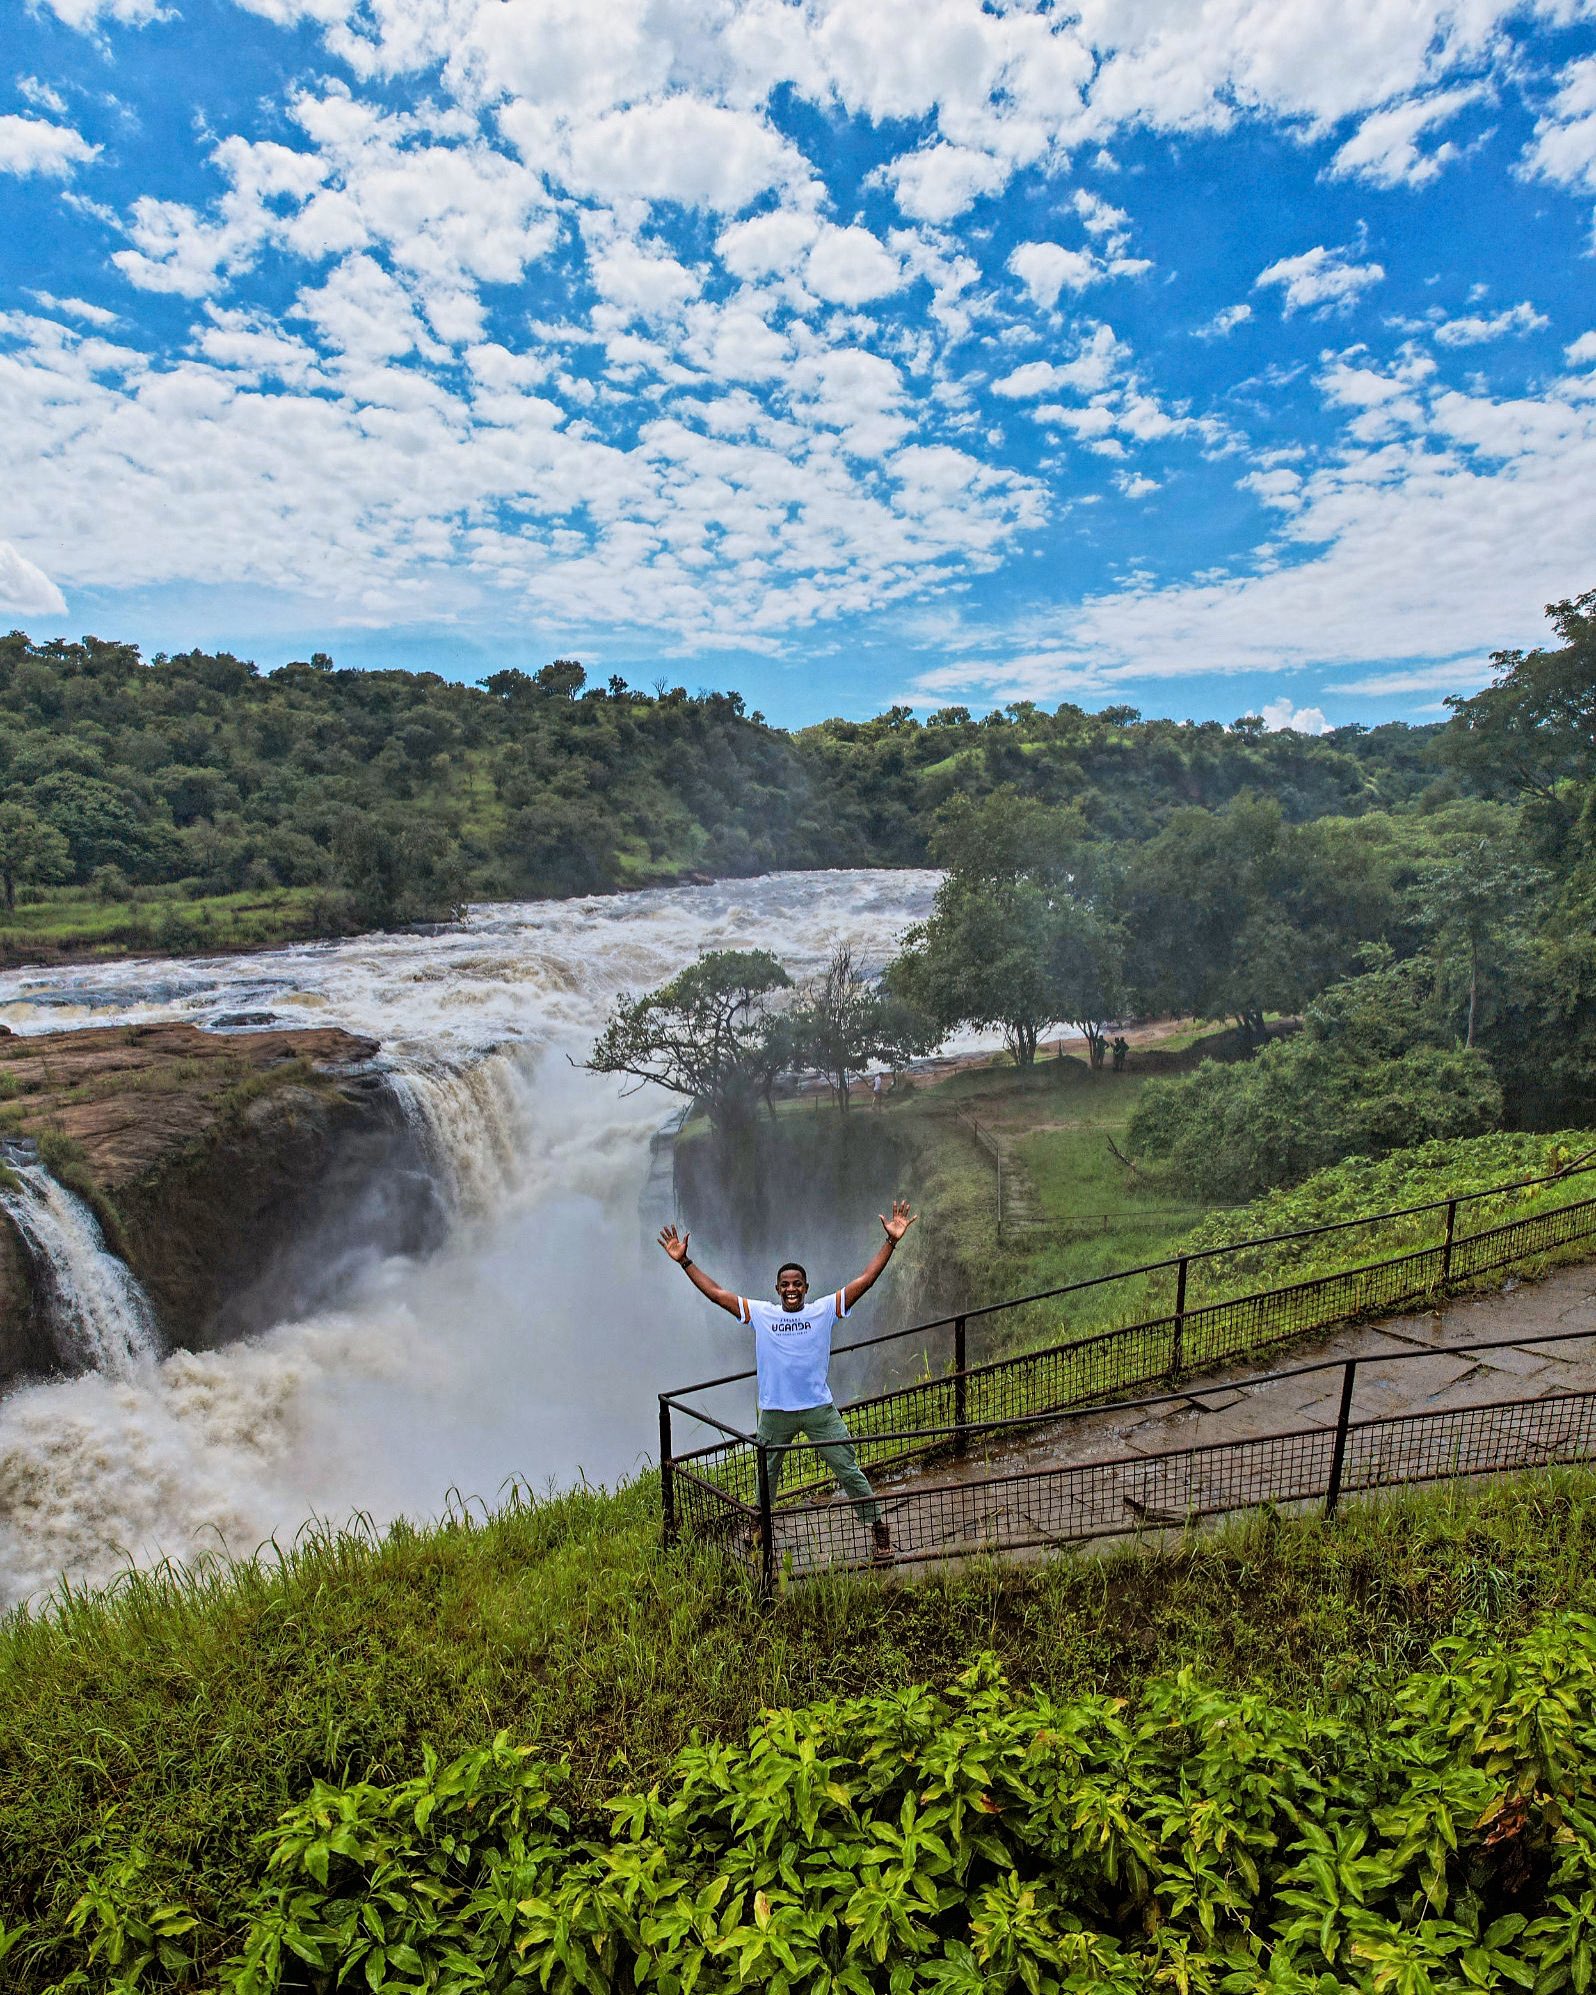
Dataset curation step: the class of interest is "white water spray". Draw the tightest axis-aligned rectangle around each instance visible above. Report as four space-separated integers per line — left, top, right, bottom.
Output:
2 1164 160 1377
0 871 961 1610
388 1053 532 1215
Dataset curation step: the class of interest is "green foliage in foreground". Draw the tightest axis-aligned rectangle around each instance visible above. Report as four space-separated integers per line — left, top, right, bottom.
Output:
32 1610 1596 1994
12 1469 1596 1990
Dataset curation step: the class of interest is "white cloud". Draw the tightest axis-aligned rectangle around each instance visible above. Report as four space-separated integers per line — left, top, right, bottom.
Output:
1255 243 1385 315
1260 695 1330 733
1433 300 1547 346
1238 467 1304 510
561 98 805 212
1072 189 1128 237
1008 240 1100 308
29 291 118 327
1329 86 1484 188
17 79 69 117
34 0 166 25
0 543 67 617
589 240 701 320
0 114 99 179
1194 302 1253 338
881 142 1009 221
910 366 1596 706
1567 332 1596 367
716 208 820 282
804 225 903 304
1326 660 1491 697
1521 53 1596 192
1115 471 1159 498
993 358 1071 399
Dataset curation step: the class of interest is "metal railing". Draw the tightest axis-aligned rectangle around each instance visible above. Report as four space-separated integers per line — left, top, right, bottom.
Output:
658 1153 1596 1584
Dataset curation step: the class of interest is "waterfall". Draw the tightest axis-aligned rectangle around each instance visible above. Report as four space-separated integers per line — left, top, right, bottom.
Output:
386 1052 531 1214
2 1162 160 1378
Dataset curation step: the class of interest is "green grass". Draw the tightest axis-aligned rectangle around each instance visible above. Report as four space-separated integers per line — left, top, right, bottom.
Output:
9 1464 1596 1987
873 1044 1229 1362
0 886 327 967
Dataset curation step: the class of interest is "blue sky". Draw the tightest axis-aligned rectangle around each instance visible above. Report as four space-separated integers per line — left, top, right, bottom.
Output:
3 0 1595 730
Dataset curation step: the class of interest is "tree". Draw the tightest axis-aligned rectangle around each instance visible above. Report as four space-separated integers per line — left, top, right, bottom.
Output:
890 788 1124 1066
1443 589 1595 812
892 878 1058 1065
1123 794 1379 1045
1417 835 1538 1049
588 950 792 1133
1046 895 1123 1068
333 810 466 928
0 802 69 911
786 944 936 1111
27 771 179 882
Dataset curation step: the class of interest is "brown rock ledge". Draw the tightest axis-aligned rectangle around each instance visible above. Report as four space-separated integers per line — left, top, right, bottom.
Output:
0 1023 442 1387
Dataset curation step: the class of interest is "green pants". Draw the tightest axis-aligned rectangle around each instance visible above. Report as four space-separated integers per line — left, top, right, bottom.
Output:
757 1403 880 1526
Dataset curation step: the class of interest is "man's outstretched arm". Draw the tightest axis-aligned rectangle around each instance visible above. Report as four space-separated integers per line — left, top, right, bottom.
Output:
842 1198 918 1312
658 1223 744 1318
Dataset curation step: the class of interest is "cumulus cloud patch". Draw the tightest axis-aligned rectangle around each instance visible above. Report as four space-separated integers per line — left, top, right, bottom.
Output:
1255 243 1385 315
1433 301 1547 346
1260 696 1330 734
1329 86 1484 187
0 114 99 179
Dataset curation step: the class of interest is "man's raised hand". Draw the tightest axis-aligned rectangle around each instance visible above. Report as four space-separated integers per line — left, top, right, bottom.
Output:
658 1223 690 1263
880 1198 918 1244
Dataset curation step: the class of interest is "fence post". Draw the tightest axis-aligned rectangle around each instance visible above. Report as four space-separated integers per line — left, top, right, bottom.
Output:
995 1149 1003 1237
954 1315 968 1459
659 1396 676 1548
1171 1256 1188 1380
755 1442 774 1596
1441 1198 1457 1288
1323 1360 1358 1519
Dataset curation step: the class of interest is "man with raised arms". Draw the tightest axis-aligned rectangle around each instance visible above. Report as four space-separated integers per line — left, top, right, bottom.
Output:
658 1199 918 1565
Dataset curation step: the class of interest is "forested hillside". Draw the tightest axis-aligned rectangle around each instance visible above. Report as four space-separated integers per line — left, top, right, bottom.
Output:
0 628 1438 933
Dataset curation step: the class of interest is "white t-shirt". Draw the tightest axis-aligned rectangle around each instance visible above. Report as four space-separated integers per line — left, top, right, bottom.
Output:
738 1288 849 1411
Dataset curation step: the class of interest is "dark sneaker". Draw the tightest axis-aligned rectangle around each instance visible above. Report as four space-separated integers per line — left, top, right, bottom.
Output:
870 1520 893 1565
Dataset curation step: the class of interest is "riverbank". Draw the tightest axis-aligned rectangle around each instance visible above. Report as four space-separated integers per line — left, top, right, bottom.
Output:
0 884 337 969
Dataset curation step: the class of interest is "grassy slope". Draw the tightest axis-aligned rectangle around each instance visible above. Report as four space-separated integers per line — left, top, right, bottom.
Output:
875 1028 1234 1360
9 1469 1596 1975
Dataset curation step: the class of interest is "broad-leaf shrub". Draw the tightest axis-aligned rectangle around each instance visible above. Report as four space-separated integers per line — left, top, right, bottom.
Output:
33 1616 1596 1993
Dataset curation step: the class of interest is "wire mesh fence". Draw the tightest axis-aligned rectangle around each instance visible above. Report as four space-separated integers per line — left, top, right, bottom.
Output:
660 1157 1596 1579
726 1374 1596 1582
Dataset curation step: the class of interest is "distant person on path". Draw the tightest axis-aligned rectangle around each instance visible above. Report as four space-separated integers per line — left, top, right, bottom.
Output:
1112 1035 1129 1072
658 1199 918 1564
871 1071 884 1109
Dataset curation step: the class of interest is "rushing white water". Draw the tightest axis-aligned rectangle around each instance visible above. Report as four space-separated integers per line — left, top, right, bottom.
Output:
1 1164 160 1376
0 871 951 1610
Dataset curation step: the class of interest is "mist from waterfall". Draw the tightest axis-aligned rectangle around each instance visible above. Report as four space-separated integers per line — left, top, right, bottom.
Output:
0 872 956 1611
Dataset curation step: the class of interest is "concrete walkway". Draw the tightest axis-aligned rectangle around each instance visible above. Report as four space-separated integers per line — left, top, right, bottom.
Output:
770 1262 1596 1575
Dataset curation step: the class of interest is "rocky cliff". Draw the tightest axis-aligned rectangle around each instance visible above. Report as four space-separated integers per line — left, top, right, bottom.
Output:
0 1023 445 1389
